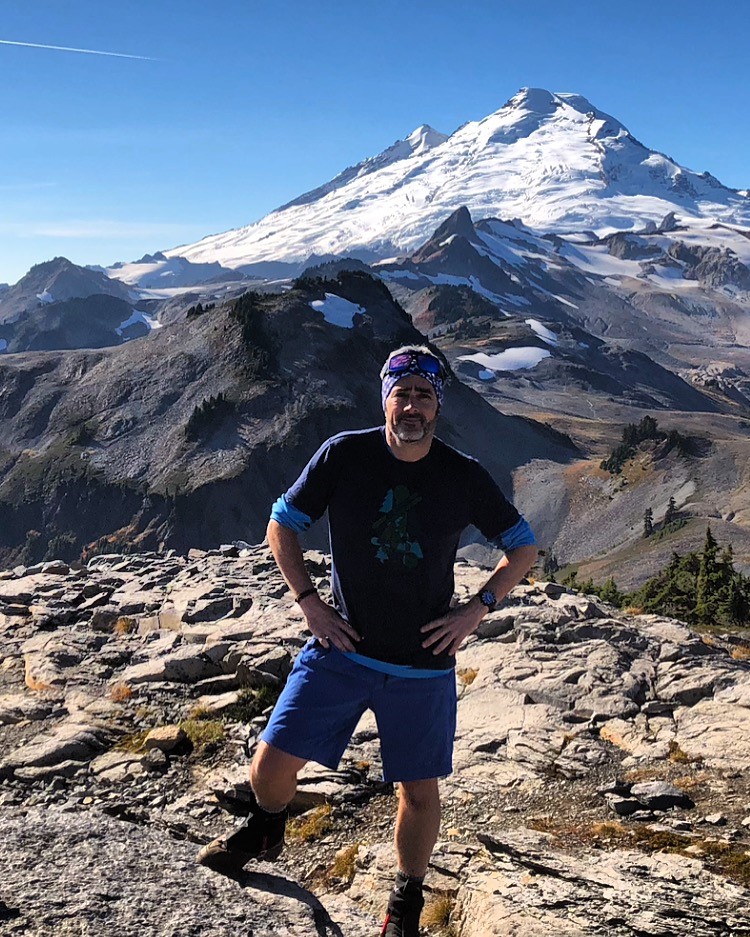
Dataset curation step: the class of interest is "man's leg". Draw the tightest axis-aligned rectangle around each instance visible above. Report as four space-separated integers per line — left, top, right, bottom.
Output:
198 639 370 875
251 740 307 811
196 742 306 873
374 669 455 936
381 778 440 936
394 778 441 877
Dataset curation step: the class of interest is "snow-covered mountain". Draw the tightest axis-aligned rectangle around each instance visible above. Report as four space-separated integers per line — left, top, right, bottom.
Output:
0 257 132 325
0 258 161 353
104 252 247 291
167 88 750 271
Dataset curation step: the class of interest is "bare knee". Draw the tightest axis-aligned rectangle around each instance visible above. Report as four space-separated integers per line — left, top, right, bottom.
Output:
398 778 440 812
251 741 306 807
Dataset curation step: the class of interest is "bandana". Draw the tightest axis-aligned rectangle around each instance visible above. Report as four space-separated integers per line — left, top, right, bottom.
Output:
381 364 444 411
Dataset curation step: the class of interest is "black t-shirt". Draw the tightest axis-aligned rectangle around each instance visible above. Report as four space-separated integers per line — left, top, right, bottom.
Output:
285 427 521 669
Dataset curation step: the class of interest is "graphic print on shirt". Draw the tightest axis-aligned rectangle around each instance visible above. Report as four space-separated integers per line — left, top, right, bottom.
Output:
371 485 424 567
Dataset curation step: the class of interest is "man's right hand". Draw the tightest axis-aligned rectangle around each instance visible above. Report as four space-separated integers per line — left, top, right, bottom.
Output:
300 594 361 653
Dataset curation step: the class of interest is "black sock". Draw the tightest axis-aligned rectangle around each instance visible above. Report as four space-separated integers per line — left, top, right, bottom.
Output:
389 869 425 913
249 787 288 820
395 870 424 889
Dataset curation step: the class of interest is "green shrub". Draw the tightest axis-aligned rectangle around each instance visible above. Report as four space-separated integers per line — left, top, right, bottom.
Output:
223 685 282 723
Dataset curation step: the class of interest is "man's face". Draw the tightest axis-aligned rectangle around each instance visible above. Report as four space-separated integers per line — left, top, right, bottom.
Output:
385 375 439 443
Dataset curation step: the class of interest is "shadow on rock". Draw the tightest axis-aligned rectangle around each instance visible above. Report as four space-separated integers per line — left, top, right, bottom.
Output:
238 870 345 937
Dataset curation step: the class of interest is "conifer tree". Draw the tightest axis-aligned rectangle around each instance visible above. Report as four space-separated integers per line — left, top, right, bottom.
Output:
664 497 677 526
695 526 720 624
643 507 653 538
599 577 624 606
542 551 559 576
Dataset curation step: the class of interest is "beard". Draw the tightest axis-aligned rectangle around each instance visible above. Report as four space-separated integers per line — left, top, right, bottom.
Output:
392 414 435 442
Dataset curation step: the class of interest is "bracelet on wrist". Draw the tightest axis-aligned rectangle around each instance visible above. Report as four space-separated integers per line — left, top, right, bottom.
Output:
294 587 318 605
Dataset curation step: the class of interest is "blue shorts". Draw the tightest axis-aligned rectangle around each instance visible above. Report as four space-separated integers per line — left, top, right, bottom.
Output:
260 639 457 783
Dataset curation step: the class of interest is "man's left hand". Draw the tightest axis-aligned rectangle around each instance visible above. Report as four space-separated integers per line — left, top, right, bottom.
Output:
420 602 484 656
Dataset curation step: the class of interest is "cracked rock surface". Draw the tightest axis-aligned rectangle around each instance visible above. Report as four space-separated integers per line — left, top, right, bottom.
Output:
2 546 750 935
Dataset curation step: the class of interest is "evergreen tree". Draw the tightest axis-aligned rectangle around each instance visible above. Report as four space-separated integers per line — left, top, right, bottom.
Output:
626 531 750 628
643 507 653 538
664 497 677 526
695 526 720 625
542 551 559 576
599 577 624 607
718 574 750 625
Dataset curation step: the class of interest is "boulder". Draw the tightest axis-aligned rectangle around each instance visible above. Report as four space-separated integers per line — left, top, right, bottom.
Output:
143 725 187 753
1 722 110 776
0 692 59 725
118 644 223 684
629 780 695 811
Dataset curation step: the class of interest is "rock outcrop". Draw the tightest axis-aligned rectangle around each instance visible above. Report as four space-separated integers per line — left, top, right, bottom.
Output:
2 547 750 935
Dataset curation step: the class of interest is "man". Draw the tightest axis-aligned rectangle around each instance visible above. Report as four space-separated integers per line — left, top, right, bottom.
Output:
197 345 537 937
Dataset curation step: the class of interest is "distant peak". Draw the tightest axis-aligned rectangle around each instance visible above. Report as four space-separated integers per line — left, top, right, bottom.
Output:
501 88 609 118
505 87 559 113
26 256 76 276
484 87 627 143
434 206 476 239
135 251 168 264
406 124 449 156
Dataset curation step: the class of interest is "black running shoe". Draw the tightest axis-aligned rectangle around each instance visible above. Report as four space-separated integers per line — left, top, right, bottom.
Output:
381 876 424 937
196 798 287 875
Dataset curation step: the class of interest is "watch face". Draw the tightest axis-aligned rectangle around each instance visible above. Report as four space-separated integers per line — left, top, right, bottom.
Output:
480 589 496 609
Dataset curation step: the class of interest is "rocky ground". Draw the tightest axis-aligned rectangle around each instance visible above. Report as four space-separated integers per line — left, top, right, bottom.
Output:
2 545 750 935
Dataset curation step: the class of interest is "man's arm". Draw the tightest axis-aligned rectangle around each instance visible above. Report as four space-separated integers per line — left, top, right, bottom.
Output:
421 543 538 657
266 519 361 653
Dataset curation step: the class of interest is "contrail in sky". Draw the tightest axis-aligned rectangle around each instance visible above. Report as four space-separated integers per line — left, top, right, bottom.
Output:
0 39 157 60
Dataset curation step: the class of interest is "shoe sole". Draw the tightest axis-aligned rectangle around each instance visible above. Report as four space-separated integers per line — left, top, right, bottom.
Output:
196 838 284 875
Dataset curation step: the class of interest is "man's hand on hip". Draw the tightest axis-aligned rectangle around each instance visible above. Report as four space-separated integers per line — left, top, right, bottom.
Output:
300 595 361 653
420 601 485 656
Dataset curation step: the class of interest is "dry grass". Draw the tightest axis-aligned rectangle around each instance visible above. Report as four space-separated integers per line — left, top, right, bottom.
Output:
526 817 750 888
109 682 133 702
287 804 333 843
668 740 703 765
179 718 225 752
457 667 479 686
326 844 360 883
117 729 149 753
622 605 644 615
730 644 750 660
527 815 581 838
623 766 664 784
114 617 136 635
422 894 457 935
698 840 750 885
672 772 711 793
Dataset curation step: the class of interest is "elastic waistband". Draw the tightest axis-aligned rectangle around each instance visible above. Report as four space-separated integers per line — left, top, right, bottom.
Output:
337 646 454 680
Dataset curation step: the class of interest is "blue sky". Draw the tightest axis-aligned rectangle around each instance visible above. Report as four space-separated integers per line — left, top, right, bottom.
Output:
1 0 748 285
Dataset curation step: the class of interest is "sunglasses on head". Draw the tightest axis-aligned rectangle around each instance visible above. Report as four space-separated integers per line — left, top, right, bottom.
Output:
387 352 443 376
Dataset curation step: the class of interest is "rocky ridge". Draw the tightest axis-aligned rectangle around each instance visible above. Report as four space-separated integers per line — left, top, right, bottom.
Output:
2 547 750 935
0 276 576 569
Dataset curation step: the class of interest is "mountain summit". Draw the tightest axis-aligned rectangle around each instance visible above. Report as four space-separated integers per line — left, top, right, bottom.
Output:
169 88 750 271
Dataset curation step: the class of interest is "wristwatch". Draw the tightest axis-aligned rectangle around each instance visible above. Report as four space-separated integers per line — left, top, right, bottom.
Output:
478 589 497 613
